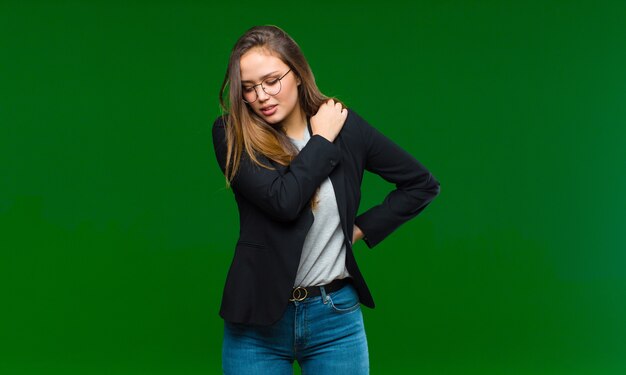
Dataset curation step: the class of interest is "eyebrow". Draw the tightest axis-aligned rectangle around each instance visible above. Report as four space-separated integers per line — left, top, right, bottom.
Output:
241 71 280 84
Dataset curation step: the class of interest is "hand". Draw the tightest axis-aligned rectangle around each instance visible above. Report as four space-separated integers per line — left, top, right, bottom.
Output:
310 99 348 142
352 224 364 244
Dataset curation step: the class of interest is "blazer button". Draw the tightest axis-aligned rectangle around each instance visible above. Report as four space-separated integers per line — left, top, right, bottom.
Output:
330 160 336 166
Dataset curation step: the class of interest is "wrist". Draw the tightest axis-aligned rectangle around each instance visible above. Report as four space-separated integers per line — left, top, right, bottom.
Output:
312 131 335 143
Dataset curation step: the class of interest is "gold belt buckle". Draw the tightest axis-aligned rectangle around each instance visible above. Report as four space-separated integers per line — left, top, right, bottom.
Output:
289 286 308 301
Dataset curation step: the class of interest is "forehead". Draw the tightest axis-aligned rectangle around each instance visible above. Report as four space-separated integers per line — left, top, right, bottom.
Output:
240 48 287 82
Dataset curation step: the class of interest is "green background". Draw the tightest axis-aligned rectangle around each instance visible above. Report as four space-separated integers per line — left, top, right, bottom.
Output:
2 1 625 374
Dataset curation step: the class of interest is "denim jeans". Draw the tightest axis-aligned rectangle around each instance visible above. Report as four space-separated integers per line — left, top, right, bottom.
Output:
222 282 370 374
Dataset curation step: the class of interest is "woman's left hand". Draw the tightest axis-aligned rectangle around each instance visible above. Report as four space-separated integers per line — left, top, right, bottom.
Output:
352 224 364 244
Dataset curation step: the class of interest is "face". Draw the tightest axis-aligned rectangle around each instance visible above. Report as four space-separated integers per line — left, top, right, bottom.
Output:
239 48 301 125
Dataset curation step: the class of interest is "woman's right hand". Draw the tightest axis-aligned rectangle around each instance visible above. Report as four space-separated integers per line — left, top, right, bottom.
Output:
310 99 348 142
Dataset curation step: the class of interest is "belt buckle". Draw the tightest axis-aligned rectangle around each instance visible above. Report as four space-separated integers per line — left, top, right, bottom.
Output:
289 286 308 301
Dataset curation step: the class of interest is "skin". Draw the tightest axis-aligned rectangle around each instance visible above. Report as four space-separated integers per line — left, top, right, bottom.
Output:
239 47 364 244
240 48 307 139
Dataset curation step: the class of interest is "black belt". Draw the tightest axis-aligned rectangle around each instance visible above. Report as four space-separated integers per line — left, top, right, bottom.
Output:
289 278 352 301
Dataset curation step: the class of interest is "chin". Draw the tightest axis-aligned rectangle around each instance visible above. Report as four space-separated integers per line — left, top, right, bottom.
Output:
264 117 281 124
257 112 284 125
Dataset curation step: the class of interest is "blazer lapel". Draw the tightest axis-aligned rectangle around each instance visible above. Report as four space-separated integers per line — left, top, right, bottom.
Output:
307 117 350 245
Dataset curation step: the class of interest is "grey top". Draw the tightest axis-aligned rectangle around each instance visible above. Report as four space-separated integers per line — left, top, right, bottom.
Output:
289 127 352 287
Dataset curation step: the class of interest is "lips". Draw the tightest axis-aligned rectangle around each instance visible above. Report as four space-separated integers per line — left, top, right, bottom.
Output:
260 104 278 116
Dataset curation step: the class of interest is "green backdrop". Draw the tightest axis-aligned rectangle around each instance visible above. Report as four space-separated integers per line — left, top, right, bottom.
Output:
2 1 625 374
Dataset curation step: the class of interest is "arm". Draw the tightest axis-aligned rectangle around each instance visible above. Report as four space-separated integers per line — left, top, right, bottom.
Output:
353 112 441 248
212 116 341 222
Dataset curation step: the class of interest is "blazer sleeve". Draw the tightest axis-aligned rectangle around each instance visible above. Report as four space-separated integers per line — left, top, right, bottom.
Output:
353 112 441 248
212 115 341 222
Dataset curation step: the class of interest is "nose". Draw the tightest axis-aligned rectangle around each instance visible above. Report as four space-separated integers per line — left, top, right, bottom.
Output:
255 85 270 102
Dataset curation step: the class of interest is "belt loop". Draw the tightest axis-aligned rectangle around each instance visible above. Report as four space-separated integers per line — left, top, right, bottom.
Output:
320 286 329 304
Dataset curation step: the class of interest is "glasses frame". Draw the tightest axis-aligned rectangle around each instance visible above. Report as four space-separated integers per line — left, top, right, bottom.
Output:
242 69 292 103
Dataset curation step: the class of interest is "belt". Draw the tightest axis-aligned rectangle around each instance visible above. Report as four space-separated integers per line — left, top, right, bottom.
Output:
289 277 352 302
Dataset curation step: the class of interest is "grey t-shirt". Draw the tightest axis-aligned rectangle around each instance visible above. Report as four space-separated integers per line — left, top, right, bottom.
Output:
289 127 352 287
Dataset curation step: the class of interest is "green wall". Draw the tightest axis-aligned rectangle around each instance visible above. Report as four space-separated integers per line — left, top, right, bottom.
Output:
2 1 625 374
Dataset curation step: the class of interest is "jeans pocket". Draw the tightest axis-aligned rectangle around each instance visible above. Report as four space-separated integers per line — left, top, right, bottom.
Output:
327 284 361 314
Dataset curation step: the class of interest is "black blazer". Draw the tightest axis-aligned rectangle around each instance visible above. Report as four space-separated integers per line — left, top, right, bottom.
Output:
212 108 440 326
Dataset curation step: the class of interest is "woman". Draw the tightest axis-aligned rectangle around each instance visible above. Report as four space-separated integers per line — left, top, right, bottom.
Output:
212 25 440 374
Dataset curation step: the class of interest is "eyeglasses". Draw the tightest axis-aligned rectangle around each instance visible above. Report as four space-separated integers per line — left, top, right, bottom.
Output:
242 69 292 103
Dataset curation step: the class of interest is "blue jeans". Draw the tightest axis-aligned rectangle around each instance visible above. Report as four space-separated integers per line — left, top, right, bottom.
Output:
222 282 370 374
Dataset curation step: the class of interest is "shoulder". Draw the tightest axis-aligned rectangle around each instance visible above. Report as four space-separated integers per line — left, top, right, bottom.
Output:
345 107 366 123
343 107 375 142
212 114 230 145
213 114 229 129
345 107 375 131
212 114 229 156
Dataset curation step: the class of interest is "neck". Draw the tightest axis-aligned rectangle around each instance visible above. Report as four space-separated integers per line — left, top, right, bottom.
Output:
281 104 307 140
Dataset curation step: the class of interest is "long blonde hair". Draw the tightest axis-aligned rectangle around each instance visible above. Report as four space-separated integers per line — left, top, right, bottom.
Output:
218 25 345 209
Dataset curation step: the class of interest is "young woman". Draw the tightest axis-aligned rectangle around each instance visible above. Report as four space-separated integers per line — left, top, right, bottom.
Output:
212 25 440 374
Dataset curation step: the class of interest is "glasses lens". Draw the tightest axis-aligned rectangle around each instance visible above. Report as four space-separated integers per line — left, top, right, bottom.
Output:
242 88 257 103
242 73 286 103
262 78 282 96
